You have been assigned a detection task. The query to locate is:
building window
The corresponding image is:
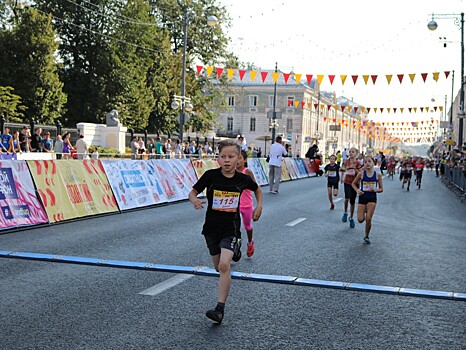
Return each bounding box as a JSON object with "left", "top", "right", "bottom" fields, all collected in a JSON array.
[
  {"left": 249, "top": 95, "right": 258, "bottom": 107},
  {"left": 287, "top": 96, "right": 295, "bottom": 107},
  {"left": 287, "top": 117, "right": 293, "bottom": 131},
  {"left": 250, "top": 117, "right": 256, "bottom": 131},
  {"left": 268, "top": 95, "right": 275, "bottom": 107},
  {"left": 227, "top": 116, "right": 233, "bottom": 131},
  {"left": 227, "top": 96, "right": 235, "bottom": 107}
]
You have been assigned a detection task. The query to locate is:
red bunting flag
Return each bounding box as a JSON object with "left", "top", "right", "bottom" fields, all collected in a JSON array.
[
  {"left": 328, "top": 75, "right": 336, "bottom": 85},
  {"left": 444, "top": 71, "right": 450, "bottom": 79},
  {"left": 366, "top": 107, "right": 371, "bottom": 113},
  {"left": 434, "top": 106, "right": 438, "bottom": 112},
  {"left": 261, "top": 71, "right": 268, "bottom": 82},
  {"left": 354, "top": 107, "right": 358, "bottom": 113},
  {"left": 371, "top": 75, "right": 378, "bottom": 84},
  {"left": 323, "top": 117, "right": 327, "bottom": 122},
  {"left": 238, "top": 69, "right": 246, "bottom": 81},
  {"left": 408, "top": 107, "right": 412, "bottom": 113},
  {"left": 314, "top": 103, "right": 319, "bottom": 110},
  {"left": 306, "top": 74, "right": 313, "bottom": 85},
  {"left": 327, "top": 105, "right": 332, "bottom": 111},
  {"left": 341, "top": 105, "right": 346, "bottom": 112},
  {"left": 301, "top": 101, "right": 306, "bottom": 108},
  {"left": 283, "top": 73, "right": 291, "bottom": 83},
  {"left": 394, "top": 108, "right": 397, "bottom": 113},
  {"left": 380, "top": 108, "right": 384, "bottom": 113},
  {"left": 196, "top": 65, "right": 203, "bottom": 75},
  {"left": 397, "top": 74, "right": 404, "bottom": 83},
  {"left": 420, "top": 107, "right": 424, "bottom": 112},
  {"left": 421, "top": 73, "right": 428, "bottom": 82},
  {"left": 288, "top": 99, "right": 293, "bottom": 107},
  {"left": 216, "top": 67, "right": 224, "bottom": 78},
  {"left": 352, "top": 75, "right": 359, "bottom": 85}
]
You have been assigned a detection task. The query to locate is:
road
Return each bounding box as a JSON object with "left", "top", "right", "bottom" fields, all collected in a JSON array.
[{"left": 0, "top": 170, "right": 465, "bottom": 350}]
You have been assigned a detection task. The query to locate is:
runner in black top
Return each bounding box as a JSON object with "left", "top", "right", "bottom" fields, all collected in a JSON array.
[
  {"left": 189, "top": 139, "right": 263, "bottom": 325},
  {"left": 324, "top": 154, "right": 340, "bottom": 209}
]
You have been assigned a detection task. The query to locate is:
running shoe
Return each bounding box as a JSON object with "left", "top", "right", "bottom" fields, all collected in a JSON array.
[
  {"left": 271, "top": 190, "right": 278, "bottom": 194},
  {"left": 206, "top": 307, "right": 224, "bottom": 324},
  {"left": 246, "top": 240, "right": 255, "bottom": 257},
  {"left": 342, "top": 212, "right": 348, "bottom": 222},
  {"left": 349, "top": 218, "right": 355, "bottom": 228},
  {"left": 363, "top": 237, "right": 370, "bottom": 244}
]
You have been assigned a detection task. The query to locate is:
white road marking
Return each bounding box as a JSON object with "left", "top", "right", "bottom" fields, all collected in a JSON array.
[
  {"left": 139, "top": 274, "right": 194, "bottom": 296},
  {"left": 285, "top": 218, "right": 307, "bottom": 226},
  {"left": 334, "top": 198, "right": 342, "bottom": 203}
]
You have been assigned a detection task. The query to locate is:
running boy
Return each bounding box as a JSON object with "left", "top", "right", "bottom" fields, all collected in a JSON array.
[
  {"left": 340, "top": 147, "right": 362, "bottom": 228},
  {"left": 189, "top": 139, "right": 263, "bottom": 324},
  {"left": 324, "top": 154, "right": 340, "bottom": 209},
  {"left": 352, "top": 156, "right": 384, "bottom": 244}
]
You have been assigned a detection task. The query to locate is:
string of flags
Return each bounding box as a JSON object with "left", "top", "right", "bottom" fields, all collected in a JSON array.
[{"left": 196, "top": 66, "right": 452, "bottom": 85}]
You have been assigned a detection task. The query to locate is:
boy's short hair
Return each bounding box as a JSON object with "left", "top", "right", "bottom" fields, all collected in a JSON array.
[{"left": 218, "top": 139, "right": 240, "bottom": 155}]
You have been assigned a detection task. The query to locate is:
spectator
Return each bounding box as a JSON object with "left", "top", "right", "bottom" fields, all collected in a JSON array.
[
  {"left": 138, "top": 137, "right": 146, "bottom": 156},
  {"left": 336, "top": 150, "right": 342, "bottom": 166},
  {"left": 147, "top": 138, "right": 156, "bottom": 158},
  {"left": 130, "top": 136, "right": 140, "bottom": 160},
  {"left": 164, "top": 138, "right": 172, "bottom": 158},
  {"left": 257, "top": 147, "right": 262, "bottom": 158},
  {"left": 0, "top": 127, "right": 14, "bottom": 153},
  {"left": 11, "top": 131, "right": 21, "bottom": 153},
  {"left": 268, "top": 135, "right": 288, "bottom": 194},
  {"left": 189, "top": 140, "right": 197, "bottom": 154},
  {"left": 62, "top": 132, "right": 73, "bottom": 159},
  {"left": 29, "top": 128, "right": 43, "bottom": 152},
  {"left": 342, "top": 148, "right": 349, "bottom": 162},
  {"left": 183, "top": 141, "right": 190, "bottom": 157},
  {"left": 55, "top": 135, "right": 63, "bottom": 159},
  {"left": 75, "top": 134, "right": 88, "bottom": 160},
  {"left": 155, "top": 137, "right": 163, "bottom": 158},
  {"left": 41, "top": 132, "right": 54, "bottom": 153},
  {"left": 174, "top": 139, "right": 182, "bottom": 158},
  {"left": 238, "top": 135, "right": 248, "bottom": 151},
  {"left": 19, "top": 126, "right": 30, "bottom": 153},
  {"left": 90, "top": 146, "right": 99, "bottom": 159}
]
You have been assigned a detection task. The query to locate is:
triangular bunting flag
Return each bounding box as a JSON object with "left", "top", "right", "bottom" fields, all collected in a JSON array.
[
  {"left": 380, "top": 108, "right": 384, "bottom": 113},
  {"left": 317, "top": 75, "right": 324, "bottom": 85},
  {"left": 374, "top": 107, "right": 378, "bottom": 113},
  {"left": 387, "top": 108, "right": 391, "bottom": 113},
  {"left": 261, "top": 71, "right": 268, "bottom": 82},
  {"left": 294, "top": 101, "right": 300, "bottom": 108},
  {"left": 306, "top": 74, "right": 313, "bottom": 85},
  {"left": 341, "top": 105, "right": 346, "bottom": 112},
  {"left": 400, "top": 108, "right": 404, "bottom": 113},
  {"left": 394, "top": 108, "right": 397, "bottom": 113},
  {"left": 408, "top": 107, "right": 412, "bottom": 113},
  {"left": 434, "top": 106, "right": 438, "bottom": 112},
  {"left": 249, "top": 70, "right": 257, "bottom": 81},
  {"left": 272, "top": 72, "right": 279, "bottom": 83},
  {"left": 301, "top": 101, "right": 306, "bottom": 108},
  {"left": 314, "top": 103, "right": 319, "bottom": 110},
  {"left": 283, "top": 73, "right": 291, "bottom": 83},
  {"left": 294, "top": 73, "right": 302, "bottom": 84},
  {"left": 327, "top": 105, "right": 332, "bottom": 111},
  {"left": 409, "top": 73, "right": 416, "bottom": 83},
  {"left": 196, "top": 65, "right": 204, "bottom": 75},
  {"left": 328, "top": 75, "right": 335, "bottom": 85},
  {"left": 439, "top": 106, "right": 443, "bottom": 111},
  {"left": 371, "top": 75, "right": 378, "bottom": 84},
  {"left": 288, "top": 99, "right": 293, "bottom": 107},
  {"left": 432, "top": 72, "right": 439, "bottom": 82},
  {"left": 307, "top": 102, "right": 312, "bottom": 109},
  {"left": 366, "top": 107, "right": 371, "bottom": 113},
  {"left": 340, "top": 75, "right": 347, "bottom": 85},
  {"left": 354, "top": 107, "right": 359, "bottom": 113},
  {"left": 206, "top": 66, "right": 214, "bottom": 77},
  {"left": 238, "top": 69, "right": 246, "bottom": 81},
  {"left": 421, "top": 73, "right": 428, "bottom": 82},
  {"left": 216, "top": 67, "right": 224, "bottom": 78},
  {"left": 385, "top": 74, "right": 393, "bottom": 84},
  {"left": 413, "top": 107, "right": 418, "bottom": 113},
  {"left": 444, "top": 71, "right": 450, "bottom": 79},
  {"left": 397, "top": 74, "right": 404, "bottom": 84},
  {"left": 352, "top": 75, "right": 359, "bottom": 85},
  {"left": 227, "top": 68, "right": 235, "bottom": 80},
  {"left": 420, "top": 107, "right": 424, "bottom": 112}
]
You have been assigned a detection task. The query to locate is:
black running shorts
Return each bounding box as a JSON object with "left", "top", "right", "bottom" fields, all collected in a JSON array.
[
  {"left": 204, "top": 235, "right": 241, "bottom": 256},
  {"left": 344, "top": 183, "right": 357, "bottom": 205}
]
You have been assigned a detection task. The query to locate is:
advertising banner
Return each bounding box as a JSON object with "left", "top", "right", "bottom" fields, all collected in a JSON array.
[
  {"left": 149, "top": 160, "right": 186, "bottom": 202},
  {"left": 303, "top": 158, "right": 317, "bottom": 177},
  {"left": 191, "top": 159, "right": 219, "bottom": 180},
  {"left": 101, "top": 160, "right": 159, "bottom": 210},
  {"left": 258, "top": 158, "right": 269, "bottom": 181},
  {"left": 247, "top": 158, "right": 268, "bottom": 186},
  {"left": 0, "top": 160, "right": 48, "bottom": 230},
  {"left": 280, "top": 159, "right": 291, "bottom": 181},
  {"left": 284, "top": 158, "right": 299, "bottom": 180},
  {"left": 133, "top": 160, "right": 168, "bottom": 205},
  {"left": 27, "top": 160, "right": 118, "bottom": 223},
  {"left": 294, "top": 158, "right": 309, "bottom": 178}
]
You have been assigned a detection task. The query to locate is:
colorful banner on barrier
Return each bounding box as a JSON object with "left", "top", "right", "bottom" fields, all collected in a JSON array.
[
  {"left": 247, "top": 158, "right": 268, "bottom": 186},
  {"left": 28, "top": 160, "right": 119, "bottom": 223},
  {"left": 280, "top": 159, "right": 291, "bottom": 181},
  {"left": 0, "top": 160, "right": 48, "bottom": 230},
  {"left": 258, "top": 158, "right": 269, "bottom": 181},
  {"left": 303, "top": 158, "right": 317, "bottom": 177},
  {"left": 101, "top": 160, "right": 161, "bottom": 210},
  {"left": 284, "top": 158, "right": 299, "bottom": 180},
  {"left": 149, "top": 160, "right": 189, "bottom": 202},
  {"left": 191, "top": 158, "right": 219, "bottom": 180},
  {"left": 294, "top": 158, "right": 309, "bottom": 178}
]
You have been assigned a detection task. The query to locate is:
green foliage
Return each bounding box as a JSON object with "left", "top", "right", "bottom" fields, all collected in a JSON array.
[{"left": 0, "top": 86, "right": 27, "bottom": 122}]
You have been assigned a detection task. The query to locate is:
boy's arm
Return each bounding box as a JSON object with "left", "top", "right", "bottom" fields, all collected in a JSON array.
[
  {"left": 188, "top": 189, "right": 205, "bottom": 209},
  {"left": 252, "top": 187, "right": 263, "bottom": 221}
]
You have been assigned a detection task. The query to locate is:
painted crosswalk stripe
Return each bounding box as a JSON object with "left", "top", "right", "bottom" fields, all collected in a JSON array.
[
  {"left": 139, "top": 274, "right": 194, "bottom": 296},
  {"left": 285, "top": 218, "right": 307, "bottom": 226}
]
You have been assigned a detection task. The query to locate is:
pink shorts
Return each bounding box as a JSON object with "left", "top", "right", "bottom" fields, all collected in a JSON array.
[{"left": 240, "top": 206, "right": 253, "bottom": 231}]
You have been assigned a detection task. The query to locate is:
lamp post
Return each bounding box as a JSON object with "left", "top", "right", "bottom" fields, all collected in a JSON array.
[
  {"left": 428, "top": 12, "right": 465, "bottom": 148},
  {"left": 172, "top": 8, "right": 217, "bottom": 143},
  {"left": 271, "top": 62, "right": 278, "bottom": 144}
]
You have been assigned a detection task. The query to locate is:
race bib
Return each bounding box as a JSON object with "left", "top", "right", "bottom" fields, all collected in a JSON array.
[
  {"left": 346, "top": 169, "right": 356, "bottom": 176},
  {"left": 328, "top": 170, "right": 337, "bottom": 177},
  {"left": 362, "top": 181, "right": 376, "bottom": 192},
  {"left": 407, "top": 166, "right": 413, "bottom": 171},
  {"left": 212, "top": 190, "right": 240, "bottom": 212}
]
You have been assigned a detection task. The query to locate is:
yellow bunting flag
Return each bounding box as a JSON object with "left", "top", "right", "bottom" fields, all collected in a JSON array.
[
  {"left": 227, "top": 69, "right": 235, "bottom": 80},
  {"left": 317, "top": 74, "right": 324, "bottom": 85},
  {"left": 409, "top": 73, "right": 416, "bottom": 83},
  {"left": 413, "top": 107, "right": 417, "bottom": 113},
  {"left": 387, "top": 108, "right": 391, "bottom": 114},
  {"left": 385, "top": 74, "right": 393, "bottom": 85},
  {"left": 433, "top": 72, "right": 440, "bottom": 82},
  {"left": 374, "top": 107, "right": 378, "bottom": 113},
  {"left": 400, "top": 108, "right": 404, "bottom": 113},
  {"left": 206, "top": 66, "right": 214, "bottom": 77},
  {"left": 272, "top": 72, "right": 279, "bottom": 83},
  {"left": 294, "top": 101, "right": 300, "bottom": 108},
  {"left": 249, "top": 70, "right": 257, "bottom": 82},
  {"left": 294, "top": 73, "right": 302, "bottom": 84},
  {"left": 362, "top": 75, "right": 369, "bottom": 84},
  {"left": 340, "top": 75, "right": 347, "bottom": 85}
]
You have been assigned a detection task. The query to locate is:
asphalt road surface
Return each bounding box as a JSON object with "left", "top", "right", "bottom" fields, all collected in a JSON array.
[{"left": 1, "top": 170, "right": 465, "bottom": 350}]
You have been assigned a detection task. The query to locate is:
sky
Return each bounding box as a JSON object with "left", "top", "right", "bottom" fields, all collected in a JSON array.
[{"left": 217, "top": 0, "right": 465, "bottom": 124}]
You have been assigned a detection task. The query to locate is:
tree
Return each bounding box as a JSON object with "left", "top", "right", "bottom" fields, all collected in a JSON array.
[
  {"left": 0, "top": 7, "right": 67, "bottom": 124},
  {"left": 0, "top": 86, "right": 27, "bottom": 122}
]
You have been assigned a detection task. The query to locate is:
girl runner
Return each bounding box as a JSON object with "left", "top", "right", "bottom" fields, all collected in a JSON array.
[
  {"left": 402, "top": 157, "right": 414, "bottom": 191},
  {"left": 340, "top": 147, "right": 362, "bottom": 228},
  {"left": 324, "top": 154, "right": 340, "bottom": 209},
  {"left": 237, "top": 150, "right": 257, "bottom": 257},
  {"left": 352, "top": 156, "right": 384, "bottom": 244},
  {"left": 387, "top": 156, "right": 397, "bottom": 180},
  {"left": 415, "top": 157, "right": 425, "bottom": 189}
]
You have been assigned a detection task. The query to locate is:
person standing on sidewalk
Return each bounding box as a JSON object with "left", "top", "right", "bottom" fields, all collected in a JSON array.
[
  {"left": 268, "top": 135, "right": 287, "bottom": 194},
  {"left": 188, "top": 139, "right": 263, "bottom": 324},
  {"left": 340, "top": 147, "right": 362, "bottom": 228},
  {"left": 352, "top": 155, "right": 383, "bottom": 244}
]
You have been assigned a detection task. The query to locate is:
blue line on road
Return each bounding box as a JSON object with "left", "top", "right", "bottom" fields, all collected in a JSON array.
[{"left": 1, "top": 250, "right": 464, "bottom": 302}]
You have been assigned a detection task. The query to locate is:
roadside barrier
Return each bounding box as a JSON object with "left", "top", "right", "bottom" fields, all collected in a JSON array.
[{"left": 442, "top": 166, "right": 466, "bottom": 202}]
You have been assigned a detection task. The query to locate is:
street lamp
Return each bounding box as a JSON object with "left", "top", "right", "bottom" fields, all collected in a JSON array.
[
  {"left": 271, "top": 62, "right": 278, "bottom": 144},
  {"left": 427, "top": 12, "right": 465, "bottom": 148},
  {"left": 173, "top": 8, "right": 218, "bottom": 143}
]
